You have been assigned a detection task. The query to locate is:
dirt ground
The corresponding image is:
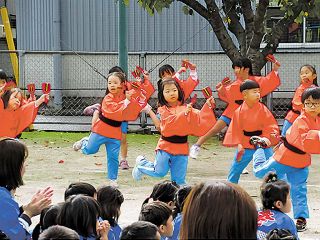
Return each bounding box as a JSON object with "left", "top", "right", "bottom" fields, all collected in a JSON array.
[{"left": 16, "top": 132, "right": 320, "bottom": 239}]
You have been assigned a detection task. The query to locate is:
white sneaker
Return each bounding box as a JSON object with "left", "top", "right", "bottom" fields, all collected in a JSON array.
[
  {"left": 132, "top": 155, "right": 145, "bottom": 181},
  {"left": 189, "top": 144, "right": 200, "bottom": 159},
  {"left": 242, "top": 168, "right": 249, "bottom": 175},
  {"left": 73, "top": 137, "right": 89, "bottom": 151},
  {"left": 108, "top": 179, "right": 119, "bottom": 188}
]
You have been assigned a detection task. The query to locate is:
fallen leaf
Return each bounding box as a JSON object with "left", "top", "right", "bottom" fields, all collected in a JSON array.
[
  {"left": 58, "top": 160, "right": 64, "bottom": 163},
  {"left": 95, "top": 162, "right": 103, "bottom": 166}
]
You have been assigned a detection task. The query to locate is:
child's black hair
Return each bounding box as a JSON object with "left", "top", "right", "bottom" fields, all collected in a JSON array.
[
  {"left": 57, "top": 195, "right": 101, "bottom": 238},
  {"left": 0, "top": 69, "right": 8, "bottom": 81},
  {"left": 301, "top": 87, "right": 320, "bottom": 103},
  {"left": 64, "top": 182, "right": 96, "bottom": 200},
  {"left": 142, "top": 180, "right": 179, "bottom": 206},
  {"left": 120, "top": 221, "right": 159, "bottom": 240},
  {"left": 159, "top": 64, "right": 175, "bottom": 79},
  {"left": 32, "top": 207, "right": 50, "bottom": 240},
  {"left": 43, "top": 203, "right": 63, "bottom": 229},
  {"left": 158, "top": 79, "right": 185, "bottom": 107},
  {"left": 300, "top": 64, "right": 318, "bottom": 86},
  {"left": 240, "top": 80, "right": 260, "bottom": 92},
  {"left": 261, "top": 172, "right": 290, "bottom": 212},
  {"left": 173, "top": 185, "right": 192, "bottom": 218},
  {"left": 139, "top": 201, "right": 172, "bottom": 228},
  {"left": 97, "top": 185, "right": 124, "bottom": 227},
  {"left": 1, "top": 88, "right": 22, "bottom": 109},
  {"left": 0, "top": 138, "right": 28, "bottom": 191},
  {"left": 232, "top": 57, "right": 253, "bottom": 75},
  {"left": 39, "top": 225, "right": 80, "bottom": 240},
  {"left": 109, "top": 66, "right": 125, "bottom": 74}
]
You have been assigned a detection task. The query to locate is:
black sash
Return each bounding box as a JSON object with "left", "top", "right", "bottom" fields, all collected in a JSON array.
[
  {"left": 292, "top": 109, "right": 301, "bottom": 115},
  {"left": 99, "top": 113, "right": 122, "bottom": 127},
  {"left": 243, "top": 130, "right": 262, "bottom": 137},
  {"left": 235, "top": 100, "right": 244, "bottom": 105},
  {"left": 282, "top": 137, "right": 306, "bottom": 155},
  {"left": 161, "top": 135, "right": 188, "bottom": 144}
]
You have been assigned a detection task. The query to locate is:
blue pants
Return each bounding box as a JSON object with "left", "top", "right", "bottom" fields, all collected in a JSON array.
[
  {"left": 137, "top": 150, "right": 188, "bottom": 185},
  {"left": 121, "top": 121, "right": 128, "bottom": 134},
  {"left": 253, "top": 148, "right": 309, "bottom": 219},
  {"left": 81, "top": 132, "right": 120, "bottom": 180},
  {"left": 281, "top": 120, "right": 292, "bottom": 137},
  {"left": 228, "top": 147, "right": 273, "bottom": 184}
]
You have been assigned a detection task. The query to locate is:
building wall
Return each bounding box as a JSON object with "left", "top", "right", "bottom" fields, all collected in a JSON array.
[{"left": 15, "top": 0, "right": 222, "bottom": 52}]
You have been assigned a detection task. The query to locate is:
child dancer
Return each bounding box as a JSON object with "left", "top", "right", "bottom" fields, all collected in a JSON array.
[
  {"left": 281, "top": 65, "right": 317, "bottom": 136},
  {"left": 132, "top": 79, "right": 216, "bottom": 185},
  {"left": 0, "top": 88, "right": 49, "bottom": 138},
  {"left": 223, "top": 80, "right": 279, "bottom": 184},
  {"left": 252, "top": 87, "right": 320, "bottom": 231},
  {"left": 73, "top": 72, "right": 147, "bottom": 185},
  {"left": 158, "top": 60, "right": 198, "bottom": 100},
  {"left": 257, "top": 172, "right": 298, "bottom": 240},
  {"left": 190, "top": 56, "right": 281, "bottom": 158}
]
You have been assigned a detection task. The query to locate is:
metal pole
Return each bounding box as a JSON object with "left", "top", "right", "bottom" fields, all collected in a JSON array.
[
  {"left": 118, "top": 0, "right": 128, "bottom": 76},
  {"left": 53, "top": 0, "right": 62, "bottom": 107}
]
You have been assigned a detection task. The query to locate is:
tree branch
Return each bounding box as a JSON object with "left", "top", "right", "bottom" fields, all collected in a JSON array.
[
  {"left": 222, "top": 0, "right": 246, "bottom": 56},
  {"left": 239, "top": 0, "right": 254, "bottom": 54},
  {"left": 203, "top": 0, "right": 241, "bottom": 61},
  {"left": 262, "top": 3, "right": 303, "bottom": 57},
  {"left": 177, "top": 0, "right": 210, "bottom": 19}
]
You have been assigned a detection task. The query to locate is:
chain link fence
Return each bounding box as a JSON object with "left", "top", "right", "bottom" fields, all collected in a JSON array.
[{"left": 1, "top": 49, "right": 319, "bottom": 131}]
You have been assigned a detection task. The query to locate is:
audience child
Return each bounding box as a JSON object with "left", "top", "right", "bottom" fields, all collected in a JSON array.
[
  {"left": 166, "top": 185, "right": 192, "bottom": 240},
  {"left": 252, "top": 87, "right": 320, "bottom": 231},
  {"left": 180, "top": 181, "right": 257, "bottom": 239},
  {"left": 256, "top": 172, "right": 298, "bottom": 240},
  {"left": 120, "top": 221, "right": 160, "bottom": 240},
  {"left": 97, "top": 185, "right": 124, "bottom": 240},
  {"left": 57, "top": 195, "right": 110, "bottom": 240},
  {"left": 64, "top": 182, "right": 97, "bottom": 200},
  {"left": 139, "top": 201, "right": 174, "bottom": 239},
  {"left": 38, "top": 225, "right": 80, "bottom": 240},
  {"left": 142, "top": 180, "right": 179, "bottom": 209},
  {"left": 0, "top": 138, "right": 53, "bottom": 240}
]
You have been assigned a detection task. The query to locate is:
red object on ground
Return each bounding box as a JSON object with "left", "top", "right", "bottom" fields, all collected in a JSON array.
[{"left": 58, "top": 160, "right": 64, "bottom": 163}]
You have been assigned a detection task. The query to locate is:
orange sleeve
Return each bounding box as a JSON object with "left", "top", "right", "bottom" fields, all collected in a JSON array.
[
  {"left": 261, "top": 105, "right": 280, "bottom": 145},
  {"left": 15, "top": 102, "right": 39, "bottom": 135},
  {"left": 304, "top": 130, "right": 320, "bottom": 153},
  {"left": 141, "top": 78, "right": 155, "bottom": 100},
  {"left": 223, "top": 108, "right": 243, "bottom": 147},
  {"left": 253, "top": 70, "right": 281, "bottom": 97},
  {"left": 217, "top": 86, "right": 230, "bottom": 103},
  {"left": 175, "top": 75, "right": 199, "bottom": 100}
]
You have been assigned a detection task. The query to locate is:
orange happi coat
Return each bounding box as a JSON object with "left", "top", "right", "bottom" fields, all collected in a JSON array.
[
  {"left": 219, "top": 71, "right": 280, "bottom": 119},
  {"left": 0, "top": 100, "right": 38, "bottom": 138},
  {"left": 274, "top": 111, "right": 320, "bottom": 168},
  {"left": 92, "top": 92, "right": 145, "bottom": 140},
  {"left": 223, "top": 101, "right": 279, "bottom": 149},
  {"left": 126, "top": 77, "right": 155, "bottom": 100},
  {"left": 156, "top": 103, "right": 216, "bottom": 155},
  {"left": 173, "top": 74, "right": 199, "bottom": 100},
  {"left": 285, "top": 83, "right": 316, "bottom": 123}
]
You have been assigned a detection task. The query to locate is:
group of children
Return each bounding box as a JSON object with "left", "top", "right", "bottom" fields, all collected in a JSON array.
[{"left": 0, "top": 55, "right": 319, "bottom": 237}]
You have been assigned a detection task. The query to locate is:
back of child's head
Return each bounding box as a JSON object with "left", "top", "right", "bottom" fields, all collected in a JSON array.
[
  {"left": 142, "top": 180, "right": 179, "bottom": 206},
  {"left": 240, "top": 80, "right": 260, "bottom": 92},
  {"left": 0, "top": 138, "right": 27, "bottom": 191},
  {"left": 120, "top": 221, "right": 160, "bottom": 240},
  {"left": 109, "top": 66, "right": 125, "bottom": 74},
  {"left": 266, "top": 228, "right": 297, "bottom": 240},
  {"left": 42, "top": 203, "right": 63, "bottom": 229},
  {"left": 31, "top": 207, "right": 50, "bottom": 240},
  {"left": 1, "top": 88, "right": 22, "bottom": 109},
  {"left": 261, "top": 172, "right": 290, "bottom": 211},
  {"left": 300, "top": 64, "right": 318, "bottom": 86},
  {"left": 38, "top": 225, "right": 80, "bottom": 240},
  {"left": 0, "top": 69, "right": 8, "bottom": 83},
  {"left": 232, "top": 57, "right": 253, "bottom": 75},
  {"left": 139, "top": 201, "right": 172, "bottom": 228},
  {"left": 64, "top": 182, "right": 96, "bottom": 200},
  {"left": 97, "top": 185, "right": 124, "bottom": 226},
  {"left": 57, "top": 195, "right": 101, "bottom": 237},
  {"left": 158, "top": 79, "right": 185, "bottom": 107},
  {"left": 301, "top": 87, "right": 320, "bottom": 103},
  {"left": 159, "top": 64, "right": 175, "bottom": 79},
  {"left": 174, "top": 185, "right": 192, "bottom": 214}
]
